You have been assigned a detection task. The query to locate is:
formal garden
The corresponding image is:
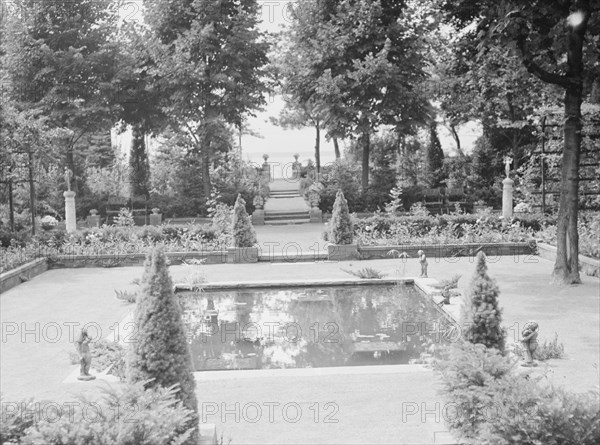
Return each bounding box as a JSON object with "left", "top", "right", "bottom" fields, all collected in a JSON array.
[{"left": 1, "top": 1, "right": 600, "bottom": 444}]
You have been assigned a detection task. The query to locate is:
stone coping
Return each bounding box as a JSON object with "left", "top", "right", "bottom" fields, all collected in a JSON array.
[
  {"left": 174, "top": 277, "right": 415, "bottom": 292},
  {"left": 537, "top": 242, "right": 599, "bottom": 269},
  {"left": 0, "top": 257, "right": 48, "bottom": 294}
]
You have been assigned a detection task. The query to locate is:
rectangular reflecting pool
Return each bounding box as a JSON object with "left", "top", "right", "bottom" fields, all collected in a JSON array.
[{"left": 176, "top": 283, "right": 453, "bottom": 371}]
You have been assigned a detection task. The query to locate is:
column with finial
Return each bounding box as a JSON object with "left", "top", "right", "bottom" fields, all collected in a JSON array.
[
  {"left": 502, "top": 156, "right": 514, "bottom": 220},
  {"left": 63, "top": 167, "right": 77, "bottom": 233}
]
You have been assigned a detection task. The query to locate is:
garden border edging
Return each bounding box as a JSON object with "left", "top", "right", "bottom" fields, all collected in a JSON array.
[
  {"left": 0, "top": 257, "right": 48, "bottom": 294},
  {"left": 536, "top": 242, "right": 599, "bottom": 277}
]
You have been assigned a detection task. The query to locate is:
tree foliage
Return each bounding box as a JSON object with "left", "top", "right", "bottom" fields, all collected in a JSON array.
[
  {"left": 463, "top": 252, "right": 505, "bottom": 352},
  {"left": 142, "top": 0, "right": 271, "bottom": 198},
  {"left": 329, "top": 189, "right": 354, "bottom": 244},
  {"left": 127, "top": 246, "right": 198, "bottom": 441},
  {"left": 231, "top": 193, "right": 257, "bottom": 247}
]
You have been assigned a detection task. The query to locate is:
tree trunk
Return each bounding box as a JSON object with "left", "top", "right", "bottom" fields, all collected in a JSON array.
[
  {"left": 315, "top": 121, "right": 321, "bottom": 174},
  {"left": 201, "top": 133, "right": 211, "bottom": 199},
  {"left": 28, "top": 150, "right": 36, "bottom": 235},
  {"left": 361, "top": 132, "right": 370, "bottom": 192},
  {"left": 333, "top": 137, "right": 341, "bottom": 159},
  {"left": 553, "top": 85, "right": 582, "bottom": 284},
  {"left": 449, "top": 124, "right": 464, "bottom": 159},
  {"left": 129, "top": 124, "right": 150, "bottom": 198},
  {"left": 552, "top": 9, "right": 587, "bottom": 284}
]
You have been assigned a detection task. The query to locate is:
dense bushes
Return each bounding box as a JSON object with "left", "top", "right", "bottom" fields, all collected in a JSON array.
[
  {"left": 437, "top": 341, "right": 600, "bottom": 444},
  {"left": 0, "top": 223, "right": 227, "bottom": 274},
  {"left": 2, "top": 383, "right": 196, "bottom": 445},
  {"left": 353, "top": 211, "right": 542, "bottom": 245}
]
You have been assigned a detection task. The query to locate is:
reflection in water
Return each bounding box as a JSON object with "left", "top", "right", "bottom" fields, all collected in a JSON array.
[{"left": 177, "top": 284, "right": 453, "bottom": 371}]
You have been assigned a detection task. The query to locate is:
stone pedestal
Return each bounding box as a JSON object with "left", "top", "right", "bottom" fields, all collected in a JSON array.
[
  {"left": 86, "top": 213, "right": 100, "bottom": 228},
  {"left": 252, "top": 209, "right": 265, "bottom": 225},
  {"left": 199, "top": 423, "right": 217, "bottom": 445},
  {"left": 63, "top": 191, "right": 77, "bottom": 233},
  {"left": 502, "top": 177, "right": 514, "bottom": 220},
  {"left": 149, "top": 213, "right": 162, "bottom": 226},
  {"left": 309, "top": 207, "right": 322, "bottom": 223},
  {"left": 262, "top": 162, "right": 270, "bottom": 181}
]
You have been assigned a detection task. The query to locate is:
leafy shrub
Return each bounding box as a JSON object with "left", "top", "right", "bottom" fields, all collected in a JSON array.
[
  {"left": 511, "top": 332, "right": 565, "bottom": 361},
  {"left": 437, "top": 341, "right": 600, "bottom": 444},
  {"left": 69, "top": 339, "right": 127, "bottom": 380},
  {"left": 0, "top": 397, "right": 41, "bottom": 444},
  {"left": 114, "top": 289, "right": 138, "bottom": 304},
  {"left": 115, "top": 208, "right": 134, "bottom": 227},
  {"left": 463, "top": 252, "right": 505, "bottom": 351},
  {"left": 140, "top": 225, "right": 165, "bottom": 243},
  {"left": 231, "top": 194, "right": 256, "bottom": 248},
  {"left": 342, "top": 267, "right": 387, "bottom": 279},
  {"left": 20, "top": 382, "right": 196, "bottom": 445}
]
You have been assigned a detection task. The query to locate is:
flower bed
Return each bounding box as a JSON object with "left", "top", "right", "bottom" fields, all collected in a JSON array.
[
  {"left": 351, "top": 211, "right": 543, "bottom": 246},
  {"left": 0, "top": 223, "right": 229, "bottom": 274},
  {"left": 536, "top": 212, "right": 600, "bottom": 259}
]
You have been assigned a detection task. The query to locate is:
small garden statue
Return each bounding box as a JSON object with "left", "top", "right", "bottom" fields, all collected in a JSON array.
[
  {"left": 521, "top": 321, "right": 539, "bottom": 367},
  {"left": 64, "top": 167, "right": 73, "bottom": 191},
  {"left": 418, "top": 250, "right": 428, "bottom": 277},
  {"left": 504, "top": 156, "right": 512, "bottom": 179},
  {"left": 75, "top": 328, "right": 96, "bottom": 380}
]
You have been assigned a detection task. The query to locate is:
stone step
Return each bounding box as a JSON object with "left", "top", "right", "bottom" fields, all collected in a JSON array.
[
  {"left": 264, "top": 219, "right": 311, "bottom": 225},
  {"left": 265, "top": 212, "right": 310, "bottom": 220},
  {"left": 270, "top": 194, "right": 300, "bottom": 199}
]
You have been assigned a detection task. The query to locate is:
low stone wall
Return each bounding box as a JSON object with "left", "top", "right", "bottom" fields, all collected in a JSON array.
[
  {"left": 48, "top": 251, "right": 229, "bottom": 269},
  {"left": 537, "top": 242, "right": 599, "bottom": 277},
  {"left": 0, "top": 258, "right": 48, "bottom": 294},
  {"left": 357, "top": 242, "right": 535, "bottom": 261}
]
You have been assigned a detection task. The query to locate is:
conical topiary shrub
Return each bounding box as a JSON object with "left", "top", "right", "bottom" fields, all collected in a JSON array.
[
  {"left": 329, "top": 190, "right": 354, "bottom": 245},
  {"left": 127, "top": 247, "right": 198, "bottom": 433},
  {"left": 232, "top": 194, "right": 257, "bottom": 247},
  {"left": 463, "top": 251, "right": 505, "bottom": 351}
]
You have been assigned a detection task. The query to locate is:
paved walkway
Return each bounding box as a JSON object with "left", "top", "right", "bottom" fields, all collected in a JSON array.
[{"left": 1, "top": 252, "right": 598, "bottom": 443}]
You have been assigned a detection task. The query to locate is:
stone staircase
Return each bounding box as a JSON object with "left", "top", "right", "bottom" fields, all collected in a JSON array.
[{"left": 264, "top": 179, "right": 310, "bottom": 225}]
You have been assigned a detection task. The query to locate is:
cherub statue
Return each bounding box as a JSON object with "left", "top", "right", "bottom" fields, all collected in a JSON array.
[
  {"left": 75, "top": 328, "right": 96, "bottom": 380},
  {"left": 521, "top": 321, "right": 539, "bottom": 367},
  {"left": 418, "top": 250, "right": 428, "bottom": 278},
  {"left": 504, "top": 156, "right": 512, "bottom": 179},
  {"left": 64, "top": 167, "right": 73, "bottom": 191}
]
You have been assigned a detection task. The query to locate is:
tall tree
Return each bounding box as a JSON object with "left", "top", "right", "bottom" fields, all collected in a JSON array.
[
  {"left": 143, "top": 0, "right": 271, "bottom": 198},
  {"left": 424, "top": 121, "right": 446, "bottom": 188},
  {"left": 283, "top": 0, "right": 432, "bottom": 191},
  {"left": 443, "top": 0, "right": 600, "bottom": 283},
  {"left": 2, "top": 0, "right": 121, "bottom": 192},
  {"left": 128, "top": 247, "right": 198, "bottom": 443}
]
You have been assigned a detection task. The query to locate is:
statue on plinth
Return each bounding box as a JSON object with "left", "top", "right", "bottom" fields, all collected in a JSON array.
[
  {"left": 504, "top": 156, "right": 512, "bottom": 179},
  {"left": 418, "top": 250, "right": 428, "bottom": 278},
  {"left": 75, "top": 328, "right": 96, "bottom": 380},
  {"left": 521, "top": 321, "right": 539, "bottom": 367},
  {"left": 64, "top": 167, "right": 73, "bottom": 192}
]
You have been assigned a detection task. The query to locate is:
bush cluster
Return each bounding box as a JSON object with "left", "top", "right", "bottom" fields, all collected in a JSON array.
[{"left": 436, "top": 341, "right": 600, "bottom": 444}]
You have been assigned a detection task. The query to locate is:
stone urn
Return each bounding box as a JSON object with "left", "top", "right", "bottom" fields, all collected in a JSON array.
[
  {"left": 151, "top": 207, "right": 161, "bottom": 215},
  {"left": 263, "top": 154, "right": 269, "bottom": 162},
  {"left": 89, "top": 209, "right": 98, "bottom": 216},
  {"left": 253, "top": 196, "right": 264, "bottom": 210}
]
